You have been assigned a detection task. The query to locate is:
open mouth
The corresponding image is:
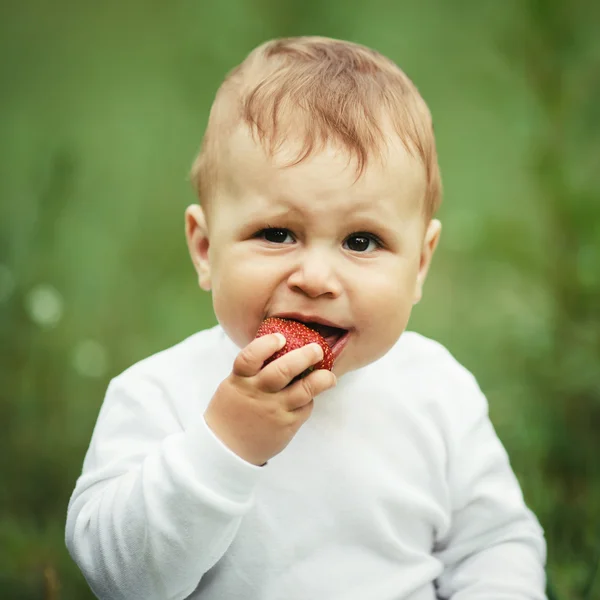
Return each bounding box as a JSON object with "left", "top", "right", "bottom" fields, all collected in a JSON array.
[
  {"left": 304, "top": 322, "right": 347, "bottom": 350},
  {"left": 269, "top": 314, "right": 351, "bottom": 360},
  {"left": 289, "top": 322, "right": 349, "bottom": 361}
]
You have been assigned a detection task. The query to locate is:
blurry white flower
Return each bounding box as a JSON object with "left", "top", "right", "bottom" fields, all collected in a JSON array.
[
  {"left": 0, "top": 264, "right": 15, "bottom": 303},
  {"left": 25, "top": 284, "right": 64, "bottom": 327},
  {"left": 72, "top": 339, "right": 109, "bottom": 378}
]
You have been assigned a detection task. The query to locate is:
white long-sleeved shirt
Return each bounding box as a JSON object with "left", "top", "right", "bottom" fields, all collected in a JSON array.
[{"left": 66, "top": 325, "right": 547, "bottom": 600}]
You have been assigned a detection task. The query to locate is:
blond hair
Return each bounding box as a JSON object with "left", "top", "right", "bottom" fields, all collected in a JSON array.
[{"left": 191, "top": 36, "right": 442, "bottom": 220}]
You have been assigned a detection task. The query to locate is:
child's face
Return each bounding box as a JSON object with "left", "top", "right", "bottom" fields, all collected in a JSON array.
[{"left": 186, "top": 126, "right": 440, "bottom": 377}]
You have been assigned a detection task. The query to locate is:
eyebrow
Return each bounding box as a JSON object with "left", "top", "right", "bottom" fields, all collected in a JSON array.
[{"left": 255, "top": 202, "right": 400, "bottom": 239}]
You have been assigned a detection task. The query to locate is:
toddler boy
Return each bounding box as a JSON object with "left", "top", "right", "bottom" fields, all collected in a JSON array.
[{"left": 66, "top": 36, "right": 547, "bottom": 599}]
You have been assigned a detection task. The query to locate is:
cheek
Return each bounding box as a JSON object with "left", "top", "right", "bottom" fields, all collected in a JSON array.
[
  {"left": 212, "top": 248, "right": 265, "bottom": 291},
  {"left": 210, "top": 253, "right": 275, "bottom": 346},
  {"left": 356, "top": 264, "right": 417, "bottom": 311},
  {"left": 352, "top": 265, "right": 417, "bottom": 342}
]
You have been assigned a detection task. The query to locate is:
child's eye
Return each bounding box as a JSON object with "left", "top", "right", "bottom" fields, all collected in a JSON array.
[
  {"left": 256, "top": 228, "right": 295, "bottom": 244},
  {"left": 343, "top": 233, "right": 382, "bottom": 253}
]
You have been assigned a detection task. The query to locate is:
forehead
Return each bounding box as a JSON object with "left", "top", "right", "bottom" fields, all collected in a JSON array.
[{"left": 219, "top": 124, "right": 426, "bottom": 218}]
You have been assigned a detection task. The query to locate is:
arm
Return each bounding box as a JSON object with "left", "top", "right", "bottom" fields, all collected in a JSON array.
[
  {"left": 66, "top": 333, "right": 336, "bottom": 600},
  {"left": 66, "top": 374, "right": 262, "bottom": 600},
  {"left": 433, "top": 375, "right": 547, "bottom": 599}
]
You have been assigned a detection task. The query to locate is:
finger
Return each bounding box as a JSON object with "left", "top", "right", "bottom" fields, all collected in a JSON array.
[
  {"left": 285, "top": 369, "right": 337, "bottom": 411},
  {"left": 233, "top": 333, "right": 286, "bottom": 378},
  {"left": 288, "top": 397, "right": 314, "bottom": 425},
  {"left": 258, "top": 343, "right": 324, "bottom": 393}
]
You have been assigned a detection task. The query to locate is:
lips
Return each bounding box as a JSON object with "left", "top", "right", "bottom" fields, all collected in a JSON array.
[{"left": 327, "top": 329, "right": 350, "bottom": 360}]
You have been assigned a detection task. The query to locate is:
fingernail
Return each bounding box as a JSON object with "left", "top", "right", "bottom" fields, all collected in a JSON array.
[{"left": 275, "top": 333, "right": 286, "bottom": 346}]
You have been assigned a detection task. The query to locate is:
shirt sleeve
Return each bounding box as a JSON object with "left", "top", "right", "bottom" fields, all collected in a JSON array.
[
  {"left": 65, "top": 372, "right": 262, "bottom": 600},
  {"left": 433, "top": 372, "right": 547, "bottom": 599}
]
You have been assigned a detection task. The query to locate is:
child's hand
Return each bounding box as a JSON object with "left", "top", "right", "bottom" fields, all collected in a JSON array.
[{"left": 204, "top": 333, "right": 337, "bottom": 466}]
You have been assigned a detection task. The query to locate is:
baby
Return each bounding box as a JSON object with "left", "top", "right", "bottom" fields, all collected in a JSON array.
[{"left": 66, "top": 36, "right": 547, "bottom": 599}]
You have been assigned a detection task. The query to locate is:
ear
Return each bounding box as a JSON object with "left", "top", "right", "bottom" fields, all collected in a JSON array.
[
  {"left": 185, "top": 204, "right": 212, "bottom": 291},
  {"left": 413, "top": 219, "right": 441, "bottom": 305}
]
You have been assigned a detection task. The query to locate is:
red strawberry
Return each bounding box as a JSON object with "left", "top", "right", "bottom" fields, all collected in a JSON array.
[{"left": 255, "top": 317, "right": 334, "bottom": 378}]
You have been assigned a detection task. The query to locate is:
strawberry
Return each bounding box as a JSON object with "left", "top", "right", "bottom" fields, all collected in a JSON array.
[{"left": 255, "top": 317, "right": 335, "bottom": 378}]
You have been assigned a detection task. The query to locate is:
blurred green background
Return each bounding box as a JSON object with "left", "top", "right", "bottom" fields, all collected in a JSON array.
[{"left": 1, "top": 1, "right": 599, "bottom": 598}]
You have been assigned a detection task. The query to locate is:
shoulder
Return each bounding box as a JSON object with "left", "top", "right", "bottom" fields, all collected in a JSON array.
[
  {"left": 107, "top": 324, "right": 237, "bottom": 409},
  {"left": 120, "top": 324, "right": 233, "bottom": 377},
  {"left": 370, "top": 331, "right": 488, "bottom": 417},
  {"left": 380, "top": 330, "right": 476, "bottom": 384}
]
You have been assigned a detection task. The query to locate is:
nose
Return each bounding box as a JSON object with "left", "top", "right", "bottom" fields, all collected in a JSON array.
[{"left": 287, "top": 248, "right": 342, "bottom": 299}]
